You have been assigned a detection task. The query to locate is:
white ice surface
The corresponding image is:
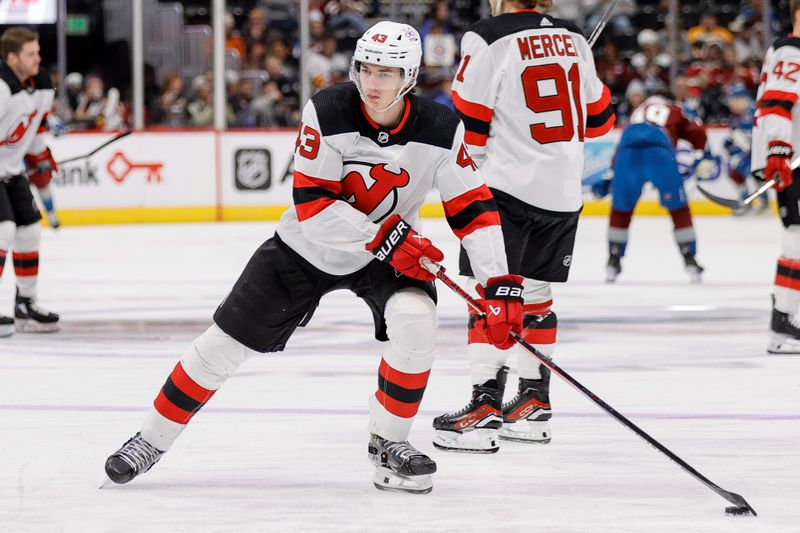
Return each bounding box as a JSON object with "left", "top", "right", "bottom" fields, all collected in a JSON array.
[{"left": 0, "top": 215, "right": 797, "bottom": 532}]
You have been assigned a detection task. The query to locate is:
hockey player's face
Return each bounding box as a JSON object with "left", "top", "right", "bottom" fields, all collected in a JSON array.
[
  {"left": 9, "top": 40, "right": 41, "bottom": 79},
  {"left": 359, "top": 63, "right": 404, "bottom": 109}
]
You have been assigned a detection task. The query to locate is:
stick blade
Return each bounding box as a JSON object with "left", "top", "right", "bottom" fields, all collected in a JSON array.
[
  {"left": 722, "top": 491, "right": 757, "bottom": 516},
  {"left": 695, "top": 182, "right": 743, "bottom": 210}
]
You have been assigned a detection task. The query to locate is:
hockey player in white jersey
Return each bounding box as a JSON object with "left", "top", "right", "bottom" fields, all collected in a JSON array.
[
  {"left": 105, "top": 21, "right": 522, "bottom": 494},
  {"left": 752, "top": 0, "right": 800, "bottom": 354},
  {"left": 434, "top": 0, "right": 615, "bottom": 452},
  {"left": 0, "top": 27, "right": 60, "bottom": 337}
]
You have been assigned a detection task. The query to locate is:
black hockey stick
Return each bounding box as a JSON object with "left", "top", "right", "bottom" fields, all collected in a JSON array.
[
  {"left": 56, "top": 130, "right": 132, "bottom": 166},
  {"left": 696, "top": 178, "right": 775, "bottom": 210},
  {"left": 420, "top": 258, "right": 757, "bottom": 516}
]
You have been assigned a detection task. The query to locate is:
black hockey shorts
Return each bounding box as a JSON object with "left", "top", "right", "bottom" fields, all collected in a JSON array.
[
  {"left": 459, "top": 188, "right": 581, "bottom": 283},
  {"left": 0, "top": 175, "right": 41, "bottom": 226},
  {"left": 213, "top": 234, "right": 437, "bottom": 353},
  {"left": 777, "top": 168, "right": 800, "bottom": 228}
]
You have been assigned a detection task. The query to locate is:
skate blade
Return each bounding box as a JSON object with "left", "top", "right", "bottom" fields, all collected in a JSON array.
[
  {"left": 432, "top": 429, "right": 499, "bottom": 454},
  {"left": 499, "top": 420, "right": 551, "bottom": 444},
  {"left": 605, "top": 268, "right": 619, "bottom": 283},
  {"left": 98, "top": 477, "right": 116, "bottom": 489},
  {"left": 0, "top": 324, "right": 14, "bottom": 338},
  {"left": 372, "top": 468, "right": 432, "bottom": 494},
  {"left": 767, "top": 334, "right": 800, "bottom": 355},
  {"left": 15, "top": 320, "right": 60, "bottom": 333}
]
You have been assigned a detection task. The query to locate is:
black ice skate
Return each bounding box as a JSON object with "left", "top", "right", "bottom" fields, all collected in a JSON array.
[
  {"left": 768, "top": 306, "right": 800, "bottom": 354},
  {"left": 500, "top": 366, "right": 552, "bottom": 444},
  {"left": 682, "top": 253, "right": 704, "bottom": 284},
  {"left": 15, "top": 293, "right": 59, "bottom": 333},
  {"left": 368, "top": 434, "right": 436, "bottom": 494},
  {"left": 432, "top": 367, "right": 507, "bottom": 453},
  {"left": 105, "top": 432, "right": 165, "bottom": 484},
  {"left": 606, "top": 254, "right": 622, "bottom": 283},
  {"left": 0, "top": 315, "right": 13, "bottom": 337}
]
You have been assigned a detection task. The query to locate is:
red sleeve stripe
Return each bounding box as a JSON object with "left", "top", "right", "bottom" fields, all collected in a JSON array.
[
  {"left": 378, "top": 359, "right": 431, "bottom": 390},
  {"left": 295, "top": 197, "right": 336, "bottom": 221},
  {"left": 293, "top": 170, "right": 342, "bottom": 221},
  {"left": 587, "top": 85, "right": 612, "bottom": 115},
  {"left": 452, "top": 90, "right": 494, "bottom": 122},
  {"left": 585, "top": 112, "right": 615, "bottom": 138},
  {"left": 759, "top": 106, "right": 793, "bottom": 120},
  {"left": 761, "top": 90, "right": 798, "bottom": 103},
  {"left": 464, "top": 130, "right": 488, "bottom": 146},
  {"left": 451, "top": 210, "right": 501, "bottom": 240},
  {"left": 442, "top": 185, "right": 494, "bottom": 217}
]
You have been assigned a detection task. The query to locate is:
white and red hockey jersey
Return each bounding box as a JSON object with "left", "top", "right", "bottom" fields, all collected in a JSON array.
[
  {"left": 451, "top": 9, "right": 615, "bottom": 213},
  {"left": 276, "top": 82, "right": 509, "bottom": 284},
  {"left": 0, "top": 62, "right": 54, "bottom": 177},
  {"left": 752, "top": 35, "right": 800, "bottom": 172}
]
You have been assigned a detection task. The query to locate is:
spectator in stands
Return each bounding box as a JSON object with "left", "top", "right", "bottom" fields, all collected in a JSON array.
[
  {"left": 307, "top": 32, "right": 350, "bottom": 92},
  {"left": 585, "top": 0, "right": 635, "bottom": 40},
  {"left": 325, "top": 0, "right": 369, "bottom": 37},
  {"left": 260, "top": 0, "right": 299, "bottom": 35},
  {"left": 729, "top": 13, "right": 764, "bottom": 65},
  {"left": 157, "top": 71, "right": 187, "bottom": 127},
  {"left": 615, "top": 78, "right": 646, "bottom": 126},
  {"left": 630, "top": 29, "right": 670, "bottom": 94},
  {"left": 687, "top": 14, "right": 733, "bottom": 45},
  {"left": 73, "top": 74, "right": 122, "bottom": 130},
  {"left": 244, "top": 7, "right": 268, "bottom": 49},
  {"left": 267, "top": 35, "right": 299, "bottom": 79},
  {"left": 419, "top": 1, "right": 452, "bottom": 42},
  {"left": 595, "top": 40, "right": 635, "bottom": 110},
  {"left": 242, "top": 41, "right": 268, "bottom": 70},
  {"left": 308, "top": 9, "right": 327, "bottom": 48},
  {"left": 63, "top": 71, "right": 83, "bottom": 116},
  {"left": 250, "top": 80, "right": 290, "bottom": 127},
  {"left": 187, "top": 76, "right": 214, "bottom": 128},
  {"left": 265, "top": 53, "right": 299, "bottom": 113},
  {"left": 225, "top": 11, "right": 247, "bottom": 61}
]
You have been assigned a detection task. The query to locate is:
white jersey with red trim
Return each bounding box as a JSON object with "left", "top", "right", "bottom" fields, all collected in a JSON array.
[
  {"left": 0, "top": 62, "right": 53, "bottom": 177},
  {"left": 752, "top": 35, "right": 800, "bottom": 172},
  {"left": 276, "top": 82, "right": 509, "bottom": 284},
  {"left": 452, "top": 10, "right": 614, "bottom": 212}
]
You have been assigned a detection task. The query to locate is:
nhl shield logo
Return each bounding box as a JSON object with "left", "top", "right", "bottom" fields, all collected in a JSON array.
[
  {"left": 563, "top": 255, "right": 572, "bottom": 267},
  {"left": 377, "top": 131, "right": 389, "bottom": 144},
  {"left": 234, "top": 149, "right": 271, "bottom": 190}
]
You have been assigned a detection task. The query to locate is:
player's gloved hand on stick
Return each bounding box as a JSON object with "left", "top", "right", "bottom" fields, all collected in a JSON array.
[
  {"left": 475, "top": 274, "right": 524, "bottom": 350},
  {"left": 764, "top": 141, "right": 794, "bottom": 192},
  {"left": 24, "top": 147, "right": 58, "bottom": 188},
  {"left": 366, "top": 214, "right": 444, "bottom": 281},
  {"left": 692, "top": 150, "right": 719, "bottom": 181}
]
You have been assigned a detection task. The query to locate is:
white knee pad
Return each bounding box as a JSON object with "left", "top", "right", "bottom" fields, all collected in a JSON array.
[
  {"left": 782, "top": 226, "right": 800, "bottom": 259},
  {"left": 14, "top": 222, "right": 41, "bottom": 252},
  {"left": 180, "top": 323, "right": 256, "bottom": 390},
  {"left": 383, "top": 288, "right": 437, "bottom": 374},
  {"left": 0, "top": 220, "right": 15, "bottom": 250}
]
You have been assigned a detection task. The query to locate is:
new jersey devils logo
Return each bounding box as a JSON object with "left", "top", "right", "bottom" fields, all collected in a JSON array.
[
  {"left": 341, "top": 162, "right": 410, "bottom": 222},
  {"left": 0, "top": 110, "right": 37, "bottom": 147}
]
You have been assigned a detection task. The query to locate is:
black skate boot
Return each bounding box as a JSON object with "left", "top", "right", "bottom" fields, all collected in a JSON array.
[
  {"left": 768, "top": 305, "right": 800, "bottom": 354},
  {"left": 606, "top": 254, "right": 622, "bottom": 283},
  {"left": 368, "top": 434, "right": 437, "bottom": 494},
  {"left": 0, "top": 315, "right": 13, "bottom": 337},
  {"left": 105, "top": 432, "right": 165, "bottom": 484},
  {"left": 432, "top": 366, "right": 507, "bottom": 453},
  {"left": 500, "top": 366, "right": 552, "bottom": 444},
  {"left": 681, "top": 251, "right": 704, "bottom": 284},
  {"left": 15, "top": 292, "right": 59, "bottom": 333}
]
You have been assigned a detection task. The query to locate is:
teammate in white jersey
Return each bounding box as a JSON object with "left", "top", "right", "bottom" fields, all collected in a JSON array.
[
  {"left": 434, "top": 0, "right": 615, "bottom": 453},
  {"left": 751, "top": 0, "right": 800, "bottom": 354},
  {"left": 105, "top": 21, "right": 522, "bottom": 494},
  {"left": 0, "top": 27, "right": 60, "bottom": 337}
]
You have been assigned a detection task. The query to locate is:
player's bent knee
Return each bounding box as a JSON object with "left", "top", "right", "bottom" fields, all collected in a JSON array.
[
  {"left": 384, "top": 288, "right": 437, "bottom": 370},
  {"left": 13, "top": 222, "right": 41, "bottom": 251},
  {"left": 181, "top": 323, "right": 256, "bottom": 389},
  {"left": 782, "top": 226, "right": 800, "bottom": 259}
]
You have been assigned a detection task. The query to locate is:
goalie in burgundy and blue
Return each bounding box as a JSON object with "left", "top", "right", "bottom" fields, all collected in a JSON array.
[{"left": 105, "top": 21, "right": 519, "bottom": 495}]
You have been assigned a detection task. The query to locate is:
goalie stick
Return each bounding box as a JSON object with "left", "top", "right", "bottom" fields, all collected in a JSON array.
[
  {"left": 55, "top": 130, "right": 132, "bottom": 166},
  {"left": 696, "top": 155, "right": 800, "bottom": 210},
  {"left": 420, "top": 258, "right": 757, "bottom": 516}
]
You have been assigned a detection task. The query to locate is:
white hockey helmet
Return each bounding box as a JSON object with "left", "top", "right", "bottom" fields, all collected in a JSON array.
[{"left": 349, "top": 21, "right": 422, "bottom": 112}]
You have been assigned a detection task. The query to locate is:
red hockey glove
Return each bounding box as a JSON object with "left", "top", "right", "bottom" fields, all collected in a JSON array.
[
  {"left": 764, "top": 142, "right": 793, "bottom": 192},
  {"left": 25, "top": 147, "right": 58, "bottom": 189},
  {"left": 366, "top": 214, "right": 444, "bottom": 281},
  {"left": 475, "top": 274, "right": 524, "bottom": 350}
]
